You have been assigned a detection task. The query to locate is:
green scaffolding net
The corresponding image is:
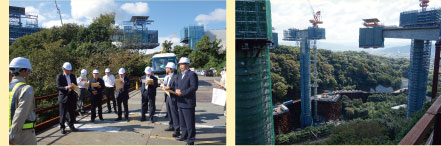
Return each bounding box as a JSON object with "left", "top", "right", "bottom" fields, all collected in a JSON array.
[{"left": 236, "top": 47, "right": 275, "bottom": 145}]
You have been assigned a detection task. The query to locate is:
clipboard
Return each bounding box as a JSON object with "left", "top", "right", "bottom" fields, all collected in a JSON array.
[
  {"left": 161, "top": 86, "right": 176, "bottom": 97},
  {"left": 145, "top": 79, "right": 154, "bottom": 86},
  {"left": 71, "top": 83, "right": 80, "bottom": 94},
  {"left": 91, "top": 82, "right": 100, "bottom": 88},
  {"left": 115, "top": 79, "right": 124, "bottom": 90}
]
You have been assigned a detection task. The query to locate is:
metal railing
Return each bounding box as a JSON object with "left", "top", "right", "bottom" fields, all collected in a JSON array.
[
  {"left": 33, "top": 78, "right": 138, "bottom": 132},
  {"left": 399, "top": 95, "right": 441, "bottom": 145}
]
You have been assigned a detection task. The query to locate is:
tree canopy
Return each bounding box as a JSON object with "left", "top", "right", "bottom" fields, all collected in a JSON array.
[{"left": 270, "top": 45, "right": 408, "bottom": 103}]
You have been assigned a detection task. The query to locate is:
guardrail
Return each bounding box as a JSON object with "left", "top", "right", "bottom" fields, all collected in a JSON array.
[
  {"left": 34, "top": 78, "right": 138, "bottom": 132},
  {"left": 398, "top": 95, "right": 441, "bottom": 145}
]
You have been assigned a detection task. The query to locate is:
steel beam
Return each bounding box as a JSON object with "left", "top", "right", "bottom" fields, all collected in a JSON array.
[{"left": 383, "top": 26, "right": 439, "bottom": 40}]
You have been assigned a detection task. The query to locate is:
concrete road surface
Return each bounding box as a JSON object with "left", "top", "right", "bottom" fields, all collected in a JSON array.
[{"left": 36, "top": 76, "right": 226, "bottom": 145}]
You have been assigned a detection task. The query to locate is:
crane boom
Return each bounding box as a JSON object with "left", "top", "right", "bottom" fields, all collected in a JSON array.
[{"left": 55, "top": 0, "right": 63, "bottom": 26}]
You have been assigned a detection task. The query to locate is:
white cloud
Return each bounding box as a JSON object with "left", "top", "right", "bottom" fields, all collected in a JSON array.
[
  {"left": 71, "top": 0, "right": 120, "bottom": 23},
  {"left": 195, "top": 8, "right": 226, "bottom": 25},
  {"left": 121, "top": 2, "right": 149, "bottom": 15},
  {"left": 42, "top": 0, "right": 127, "bottom": 28},
  {"left": 271, "top": 0, "right": 441, "bottom": 49},
  {"left": 142, "top": 36, "right": 182, "bottom": 55},
  {"left": 42, "top": 17, "right": 91, "bottom": 28},
  {"left": 25, "top": 6, "right": 46, "bottom": 22}
]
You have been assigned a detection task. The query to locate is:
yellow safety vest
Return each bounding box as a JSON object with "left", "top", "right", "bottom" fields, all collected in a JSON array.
[{"left": 9, "top": 82, "right": 35, "bottom": 130}]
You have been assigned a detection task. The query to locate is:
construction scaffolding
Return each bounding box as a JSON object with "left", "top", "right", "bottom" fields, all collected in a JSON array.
[
  {"left": 283, "top": 26, "right": 326, "bottom": 128},
  {"left": 114, "top": 16, "right": 159, "bottom": 49},
  {"left": 236, "top": 0, "right": 275, "bottom": 145},
  {"left": 359, "top": 27, "right": 384, "bottom": 48},
  {"left": 236, "top": 0, "right": 273, "bottom": 40},
  {"left": 400, "top": 9, "right": 441, "bottom": 28},
  {"left": 359, "top": 1, "right": 440, "bottom": 117},
  {"left": 180, "top": 25, "right": 204, "bottom": 50},
  {"left": 9, "top": 6, "right": 39, "bottom": 44},
  {"left": 407, "top": 40, "right": 431, "bottom": 116},
  {"left": 272, "top": 32, "right": 279, "bottom": 48}
]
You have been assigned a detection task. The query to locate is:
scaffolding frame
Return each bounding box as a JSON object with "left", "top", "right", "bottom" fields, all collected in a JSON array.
[
  {"left": 9, "top": 6, "right": 39, "bottom": 44},
  {"left": 117, "top": 16, "right": 159, "bottom": 49}
]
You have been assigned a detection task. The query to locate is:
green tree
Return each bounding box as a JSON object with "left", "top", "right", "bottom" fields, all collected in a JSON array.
[
  {"left": 93, "top": 13, "right": 117, "bottom": 35},
  {"left": 162, "top": 40, "right": 173, "bottom": 53},
  {"left": 173, "top": 45, "right": 193, "bottom": 59},
  {"left": 188, "top": 50, "right": 209, "bottom": 68},
  {"left": 271, "top": 73, "right": 288, "bottom": 103}
]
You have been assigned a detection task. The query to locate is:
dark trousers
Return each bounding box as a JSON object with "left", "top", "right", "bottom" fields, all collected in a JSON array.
[
  {"left": 166, "top": 96, "right": 180, "bottom": 132},
  {"left": 117, "top": 97, "right": 129, "bottom": 119},
  {"left": 91, "top": 95, "right": 103, "bottom": 120},
  {"left": 141, "top": 92, "right": 156, "bottom": 118},
  {"left": 105, "top": 87, "right": 116, "bottom": 112},
  {"left": 59, "top": 100, "right": 75, "bottom": 129},
  {"left": 179, "top": 107, "right": 196, "bottom": 144}
]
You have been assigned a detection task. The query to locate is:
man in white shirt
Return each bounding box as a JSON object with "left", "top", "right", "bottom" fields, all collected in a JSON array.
[
  {"left": 76, "top": 69, "right": 88, "bottom": 115},
  {"left": 103, "top": 68, "right": 116, "bottom": 113}
]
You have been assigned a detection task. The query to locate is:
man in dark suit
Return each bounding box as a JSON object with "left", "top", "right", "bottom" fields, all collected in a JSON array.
[
  {"left": 175, "top": 57, "right": 198, "bottom": 145},
  {"left": 140, "top": 67, "right": 158, "bottom": 122},
  {"left": 163, "top": 62, "right": 181, "bottom": 137},
  {"left": 56, "top": 62, "right": 78, "bottom": 134},
  {"left": 88, "top": 69, "right": 105, "bottom": 122},
  {"left": 115, "top": 68, "right": 131, "bottom": 122}
]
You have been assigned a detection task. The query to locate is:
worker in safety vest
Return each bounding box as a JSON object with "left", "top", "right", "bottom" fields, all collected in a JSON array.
[{"left": 9, "top": 57, "right": 37, "bottom": 145}]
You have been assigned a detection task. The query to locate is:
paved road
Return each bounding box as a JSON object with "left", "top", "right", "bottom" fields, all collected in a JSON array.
[{"left": 36, "top": 76, "right": 226, "bottom": 145}]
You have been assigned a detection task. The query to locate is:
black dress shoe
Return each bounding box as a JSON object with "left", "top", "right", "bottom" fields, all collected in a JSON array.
[
  {"left": 125, "top": 118, "right": 130, "bottom": 122},
  {"left": 172, "top": 132, "right": 181, "bottom": 137},
  {"left": 61, "top": 128, "right": 66, "bottom": 134},
  {"left": 176, "top": 136, "right": 186, "bottom": 141},
  {"left": 70, "top": 127, "right": 78, "bottom": 132},
  {"left": 164, "top": 127, "right": 174, "bottom": 131},
  {"left": 90, "top": 119, "right": 95, "bottom": 122},
  {"left": 186, "top": 142, "right": 194, "bottom": 145},
  {"left": 140, "top": 116, "right": 146, "bottom": 121},
  {"left": 115, "top": 117, "right": 122, "bottom": 121},
  {"left": 99, "top": 117, "right": 104, "bottom": 121}
]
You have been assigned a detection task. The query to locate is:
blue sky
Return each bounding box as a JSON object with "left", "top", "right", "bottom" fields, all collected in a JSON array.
[{"left": 10, "top": 0, "right": 225, "bottom": 53}]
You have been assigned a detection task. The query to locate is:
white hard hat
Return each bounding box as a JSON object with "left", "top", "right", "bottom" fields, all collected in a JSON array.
[
  {"left": 81, "top": 69, "right": 87, "bottom": 74},
  {"left": 9, "top": 57, "right": 32, "bottom": 70},
  {"left": 166, "top": 62, "right": 176, "bottom": 69},
  {"left": 93, "top": 69, "right": 99, "bottom": 74},
  {"left": 105, "top": 68, "right": 111, "bottom": 73},
  {"left": 178, "top": 57, "right": 190, "bottom": 64},
  {"left": 144, "top": 67, "right": 153, "bottom": 74},
  {"left": 118, "top": 68, "right": 125, "bottom": 74},
  {"left": 62, "top": 62, "right": 72, "bottom": 70}
]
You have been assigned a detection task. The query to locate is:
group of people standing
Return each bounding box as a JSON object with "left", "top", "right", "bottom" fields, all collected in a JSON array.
[
  {"left": 56, "top": 62, "right": 131, "bottom": 134},
  {"left": 141, "top": 57, "right": 199, "bottom": 145},
  {"left": 9, "top": 56, "right": 199, "bottom": 145}
]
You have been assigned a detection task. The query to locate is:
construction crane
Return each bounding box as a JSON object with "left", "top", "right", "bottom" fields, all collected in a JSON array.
[
  {"left": 55, "top": 0, "right": 63, "bottom": 26},
  {"left": 420, "top": 0, "right": 429, "bottom": 11},
  {"left": 308, "top": 0, "right": 322, "bottom": 27},
  {"left": 161, "top": 32, "right": 176, "bottom": 53},
  {"left": 308, "top": 0, "right": 321, "bottom": 125}
]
